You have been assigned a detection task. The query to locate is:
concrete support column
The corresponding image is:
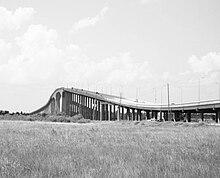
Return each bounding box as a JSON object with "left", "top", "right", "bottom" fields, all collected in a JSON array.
[
  {"left": 93, "top": 99, "right": 96, "bottom": 120},
  {"left": 168, "top": 111, "right": 173, "bottom": 121},
  {"left": 84, "top": 96, "right": 87, "bottom": 118},
  {"left": 186, "top": 112, "right": 191, "bottom": 122},
  {"left": 80, "top": 95, "right": 82, "bottom": 115},
  {"left": 110, "top": 105, "right": 112, "bottom": 121},
  {"left": 78, "top": 95, "right": 80, "bottom": 114},
  {"left": 83, "top": 96, "right": 86, "bottom": 117},
  {"left": 159, "top": 110, "right": 164, "bottom": 121},
  {"left": 74, "top": 94, "right": 76, "bottom": 113},
  {"left": 75, "top": 94, "right": 77, "bottom": 114},
  {"left": 97, "top": 101, "right": 101, "bottom": 121},
  {"left": 216, "top": 111, "right": 220, "bottom": 123},
  {"left": 139, "top": 110, "right": 142, "bottom": 121},
  {"left": 92, "top": 99, "right": 95, "bottom": 120},
  {"left": 93, "top": 98, "right": 96, "bottom": 120},
  {"left": 127, "top": 108, "right": 130, "bottom": 120},
  {"left": 122, "top": 106, "right": 124, "bottom": 120},
  {"left": 72, "top": 94, "right": 74, "bottom": 115},
  {"left": 101, "top": 103, "right": 104, "bottom": 121},
  {"left": 84, "top": 96, "right": 86, "bottom": 118},
  {"left": 154, "top": 111, "right": 158, "bottom": 120},
  {"left": 60, "top": 92, "right": 63, "bottom": 113},
  {"left": 105, "top": 104, "right": 108, "bottom": 121},
  {"left": 174, "top": 112, "right": 180, "bottom": 121},
  {"left": 146, "top": 111, "right": 150, "bottom": 120},
  {"left": 85, "top": 97, "right": 88, "bottom": 118},
  {"left": 84, "top": 97, "right": 87, "bottom": 119},
  {"left": 201, "top": 112, "right": 204, "bottom": 122},
  {"left": 87, "top": 97, "right": 89, "bottom": 119},
  {"left": 100, "top": 102, "right": 103, "bottom": 121},
  {"left": 113, "top": 105, "right": 116, "bottom": 121},
  {"left": 137, "top": 109, "right": 140, "bottom": 121},
  {"left": 54, "top": 96, "right": 58, "bottom": 114},
  {"left": 76, "top": 94, "right": 78, "bottom": 114},
  {"left": 81, "top": 96, "right": 84, "bottom": 117},
  {"left": 117, "top": 106, "right": 120, "bottom": 121},
  {"left": 86, "top": 97, "right": 88, "bottom": 118},
  {"left": 152, "top": 111, "right": 155, "bottom": 119},
  {"left": 164, "top": 111, "right": 168, "bottom": 121},
  {"left": 140, "top": 110, "right": 142, "bottom": 121},
  {"left": 89, "top": 98, "right": 92, "bottom": 120},
  {"left": 132, "top": 108, "right": 135, "bottom": 121}
]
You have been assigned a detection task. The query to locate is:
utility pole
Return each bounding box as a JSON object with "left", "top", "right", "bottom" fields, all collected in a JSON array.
[{"left": 119, "top": 85, "right": 124, "bottom": 97}]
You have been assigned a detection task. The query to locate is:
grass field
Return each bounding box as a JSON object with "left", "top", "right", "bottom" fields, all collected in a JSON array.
[{"left": 0, "top": 119, "right": 220, "bottom": 178}]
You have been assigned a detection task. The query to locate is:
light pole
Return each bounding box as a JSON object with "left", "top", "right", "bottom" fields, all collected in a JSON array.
[{"left": 119, "top": 85, "right": 124, "bottom": 98}]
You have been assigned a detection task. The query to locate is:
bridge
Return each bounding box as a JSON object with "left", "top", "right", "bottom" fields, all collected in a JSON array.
[{"left": 30, "top": 87, "right": 220, "bottom": 123}]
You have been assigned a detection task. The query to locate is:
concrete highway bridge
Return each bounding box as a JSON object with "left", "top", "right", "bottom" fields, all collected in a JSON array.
[{"left": 30, "top": 87, "right": 220, "bottom": 123}]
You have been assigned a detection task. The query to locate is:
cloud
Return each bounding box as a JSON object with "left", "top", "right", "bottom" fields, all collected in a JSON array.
[
  {"left": 0, "top": 39, "right": 12, "bottom": 63},
  {"left": 188, "top": 52, "right": 220, "bottom": 74},
  {"left": 0, "top": 24, "right": 153, "bottom": 88},
  {"left": 186, "top": 52, "right": 220, "bottom": 85},
  {"left": 66, "top": 52, "right": 152, "bottom": 86},
  {"left": 0, "top": 6, "right": 35, "bottom": 32},
  {"left": 140, "top": 0, "right": 153, "bottom": 4},
  {"left": 0, "top": 24, "right": 62, "bottom": 84},
  {"left": 71, "top": 6, "right": 108, "bottom": 33},
  {"left": 15, "top": 24, "right": 58, "bottom": 58}
]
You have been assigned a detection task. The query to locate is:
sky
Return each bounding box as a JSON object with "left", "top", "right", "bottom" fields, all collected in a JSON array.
[{"left": 0, "top": 0, "right": 220, "bottom": 112}]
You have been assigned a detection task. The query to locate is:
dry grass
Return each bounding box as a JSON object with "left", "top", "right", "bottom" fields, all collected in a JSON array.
[{"left": 0, "top": 119, "right": 220, "bottom": 178}]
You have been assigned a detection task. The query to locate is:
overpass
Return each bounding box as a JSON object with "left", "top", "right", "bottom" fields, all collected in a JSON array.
[{"left": 30, "top": 87, "right": 220, "bottom": 123}]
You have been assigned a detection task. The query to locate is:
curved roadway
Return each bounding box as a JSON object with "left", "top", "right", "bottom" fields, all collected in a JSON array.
[{"left": 31, "top": 87, "right": 220, "bottom": 114}]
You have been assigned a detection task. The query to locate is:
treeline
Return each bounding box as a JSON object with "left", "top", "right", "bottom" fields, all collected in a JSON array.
[{"left": 0, "top": 110, "right": 29, "bottom": 116}]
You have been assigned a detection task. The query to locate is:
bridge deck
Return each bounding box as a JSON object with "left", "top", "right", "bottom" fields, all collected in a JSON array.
[{"left": 65, "top": 87, "right": 220, "bottom": 112}]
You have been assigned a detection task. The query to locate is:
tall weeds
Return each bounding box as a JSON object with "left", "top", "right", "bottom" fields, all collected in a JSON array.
[{"left": 0, "top": 120, "right": 220, "bottom": 178}]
